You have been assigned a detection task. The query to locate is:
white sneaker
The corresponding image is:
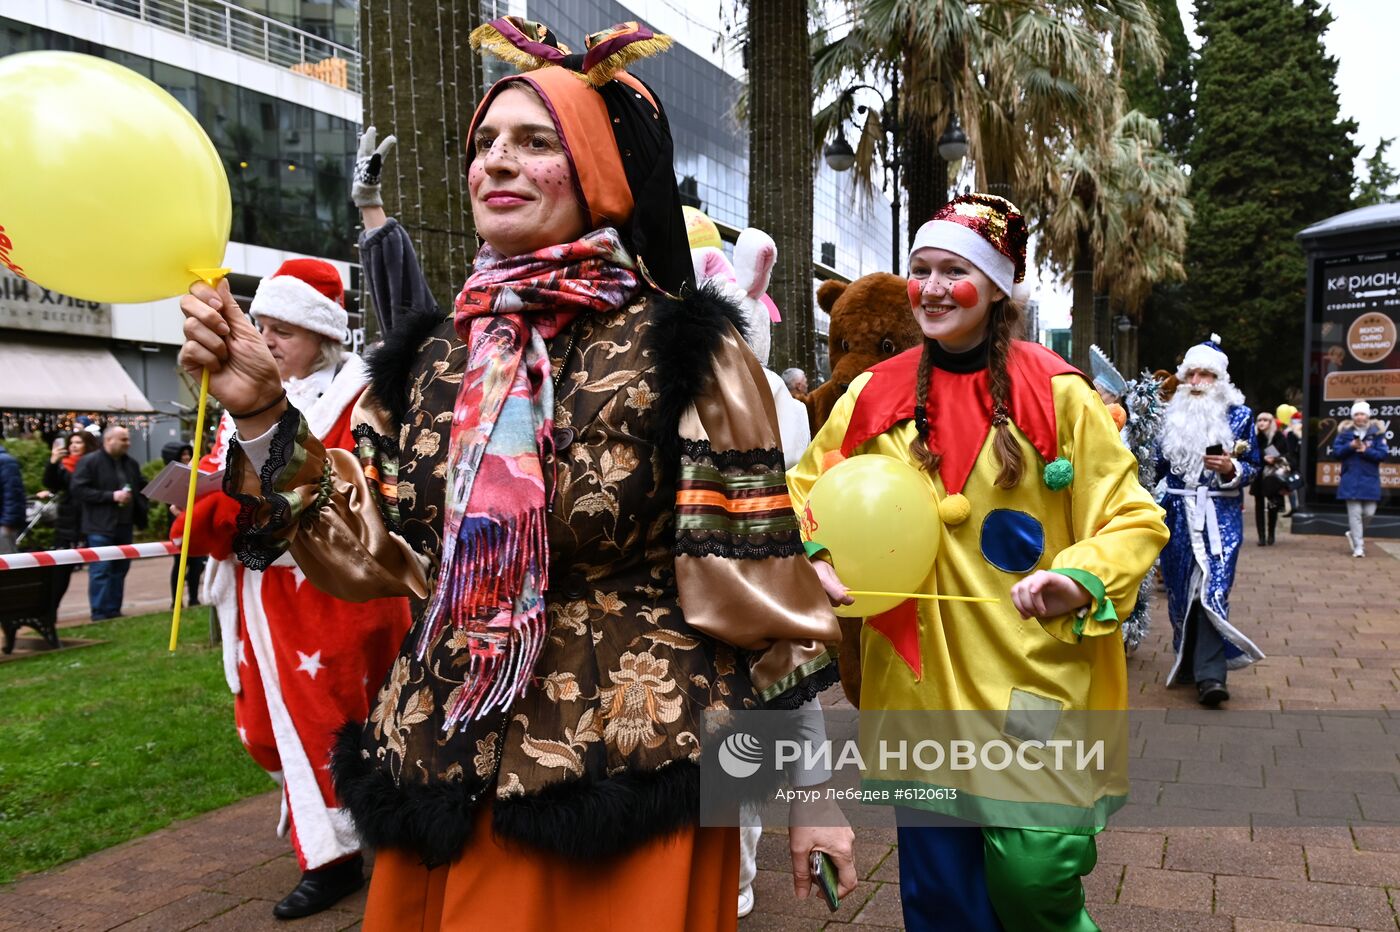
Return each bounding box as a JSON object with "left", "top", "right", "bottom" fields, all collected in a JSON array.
[{"left": 738, "top": 885, "right": 754, "bottom": 919}]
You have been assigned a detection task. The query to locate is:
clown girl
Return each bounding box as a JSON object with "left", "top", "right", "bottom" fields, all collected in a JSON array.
[{"left": 789, "top": 194, "right": 1169, "bottom": 931}]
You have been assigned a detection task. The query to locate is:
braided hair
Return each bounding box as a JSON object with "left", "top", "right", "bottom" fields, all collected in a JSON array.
[{"left": 908, "top": 297, "right": 1025, "bottom": 489}]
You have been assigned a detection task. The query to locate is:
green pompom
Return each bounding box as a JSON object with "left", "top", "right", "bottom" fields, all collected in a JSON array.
[{"left": 1043, "top": 457, "right": 1074, "bottom": 491}]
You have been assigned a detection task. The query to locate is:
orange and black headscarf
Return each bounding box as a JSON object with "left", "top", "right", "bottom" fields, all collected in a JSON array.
[{"left": 468, "top": 17, "right": 694, "bottom": 295}]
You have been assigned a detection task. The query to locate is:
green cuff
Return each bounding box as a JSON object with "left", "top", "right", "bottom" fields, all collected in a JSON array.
[
  {"left": 1049, "top": 568, "right": 1117, "bottom": 639},
  {"left": 803, "top": 539, "right": 830, "bottom": 559}
]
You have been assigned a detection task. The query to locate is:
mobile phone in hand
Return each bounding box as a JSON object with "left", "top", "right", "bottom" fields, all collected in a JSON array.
[
  {"left": 810, "top": 850, "right": 840, "bottom": 912},
  {"left": 1205, "top": 443, "right": 1224, "bottom": 456}
]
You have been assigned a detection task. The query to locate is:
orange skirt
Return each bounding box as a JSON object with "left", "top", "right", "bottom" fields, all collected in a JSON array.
[{"left": 363, "top": 805, "right": 739, "bottom": 932}]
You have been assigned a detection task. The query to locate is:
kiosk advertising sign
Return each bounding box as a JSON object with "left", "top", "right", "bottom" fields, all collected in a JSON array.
[{"left": 1307, "top": 248, "right": 1400, "bottom": 495}]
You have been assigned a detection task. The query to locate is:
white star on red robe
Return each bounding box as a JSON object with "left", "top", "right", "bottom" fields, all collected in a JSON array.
[{"left": 295, "top": 649, "right": 325, "bottom": 679}]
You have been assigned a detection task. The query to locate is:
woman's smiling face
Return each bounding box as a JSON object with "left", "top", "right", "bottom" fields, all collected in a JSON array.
[
  {"left": 468, "top": 85, "right": 588, "bottom": 257},
  {"left": 907, "top": 248, "right": 1004, "bottom": 352}
]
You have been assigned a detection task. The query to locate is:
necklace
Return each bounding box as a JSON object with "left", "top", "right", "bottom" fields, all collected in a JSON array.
[{"left": 552, "top": 323, "right": 581, "bottom": 393}]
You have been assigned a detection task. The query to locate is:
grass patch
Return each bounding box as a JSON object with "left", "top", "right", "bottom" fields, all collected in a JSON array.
[{"left": 0, "top": 608, "right": 270, "bottom": 883}]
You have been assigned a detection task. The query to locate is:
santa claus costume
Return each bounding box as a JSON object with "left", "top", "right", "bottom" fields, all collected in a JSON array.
[{"left": 177, "top": 259, "right": 412, "bottom": 917}]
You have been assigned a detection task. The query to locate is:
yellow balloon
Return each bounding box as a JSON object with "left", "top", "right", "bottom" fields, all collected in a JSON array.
[
  {"left": 0, "top": 52, "right": 231, "bottom": 303},
  {"left": 799, "top": 454, "right": 941, "bottom": 618},
  {"left": 1275, "top": 403, "right": 1298, "bottom": 426},
  {"left": 683, "top": 206, "right": 723, "bottom": 251}
]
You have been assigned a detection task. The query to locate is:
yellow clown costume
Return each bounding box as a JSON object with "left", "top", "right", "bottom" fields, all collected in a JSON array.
[{"left": 787, "top": 194, "right": 1169, "bottom": 932}]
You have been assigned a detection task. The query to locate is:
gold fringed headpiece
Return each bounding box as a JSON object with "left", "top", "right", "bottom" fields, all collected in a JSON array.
[{"left": 469, "top": 16, "right": 671, "bottom": 86}]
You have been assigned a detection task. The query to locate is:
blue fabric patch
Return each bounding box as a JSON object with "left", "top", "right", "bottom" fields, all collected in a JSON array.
[{"left": 980, "top": 509, "right": 1045, "bottom": 574}]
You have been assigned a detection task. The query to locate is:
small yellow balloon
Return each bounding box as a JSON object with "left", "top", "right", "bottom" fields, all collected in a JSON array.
[
  {"left": 683, "top": 206, "right": 723, "bottom": 251},
  {"left": 1275, "top": 403, "right": 1298, "bottom": 426},
  {"left": 800, "top": 454, "right": 941, "bottom": 618},
  {"left": 0, "top": 52, "right": 231, "bottom": 303}
]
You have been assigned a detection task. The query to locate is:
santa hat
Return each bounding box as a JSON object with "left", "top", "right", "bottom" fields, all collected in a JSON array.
[
  {"left": 1352, "top": 399, "right": 1372, "bottom": 418},
  {"left": 909, "top": 193, "right": 1030, "bottom": 302},
  {"left": 1176, "top": 333, "right": 1230, "bottom": 381},
  {"left": 249, "top": 258, "right": 347, "bottom": 342}
]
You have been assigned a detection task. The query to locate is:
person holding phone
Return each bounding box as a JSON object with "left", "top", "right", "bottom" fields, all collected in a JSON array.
[
  {"left": 1155, "top": 336, "right": 1265, "bottom": 706},
  {"left": 1333, "top": 400, "right": 1388, "bottom": 557},
  {"left": 790, "top": 195, "right": 1168, "bottom": 931}
]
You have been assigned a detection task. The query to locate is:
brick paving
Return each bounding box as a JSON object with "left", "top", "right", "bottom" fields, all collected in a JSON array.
[{"left": 1, "top": 502, "right": 1397, "bottom": 930}]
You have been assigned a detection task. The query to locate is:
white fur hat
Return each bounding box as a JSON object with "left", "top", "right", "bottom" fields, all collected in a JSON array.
[
  {"left": 1177, "top": 333, "right": 1230, "bottom": 381},
  {"left": 250, "top": 258, "right": 347, "bottom": 342},
  {"left": 1352, "top": 399, "right": 1372, "bottom": 418}
]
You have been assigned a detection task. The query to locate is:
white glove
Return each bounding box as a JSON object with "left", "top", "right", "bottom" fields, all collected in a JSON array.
[{"left": 352, "top": 125, "right": 397, "bottom": 208}]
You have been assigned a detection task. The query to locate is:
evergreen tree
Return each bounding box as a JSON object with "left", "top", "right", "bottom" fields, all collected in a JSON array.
[
  {"left": 1355, "top": 138, "right": 1399, "bottom": 206},
  {"left": 1184, "top": 0, "right": 1357, "bottom": 402}
]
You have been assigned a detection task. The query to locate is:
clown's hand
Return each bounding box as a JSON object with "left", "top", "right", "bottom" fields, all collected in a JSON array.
[{"left": 352, "top": 126, "right": 397, "bottom": 208}]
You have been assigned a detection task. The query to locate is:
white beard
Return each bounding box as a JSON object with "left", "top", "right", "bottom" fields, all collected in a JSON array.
[{"left": 1160, "top": 380, "right": 1243, "bottom": 482}]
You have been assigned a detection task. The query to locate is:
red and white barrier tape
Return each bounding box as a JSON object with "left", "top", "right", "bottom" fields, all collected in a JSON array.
[{"left": 0, "top": 540, "right": 182, "bottom": 571}]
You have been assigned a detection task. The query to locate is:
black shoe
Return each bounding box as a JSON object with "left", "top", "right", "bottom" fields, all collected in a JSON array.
[
  {"left": 1197, "top": 680, "right": 1229, "bottom": 707},
  {"left": 272, "top": 855, "right": 365, "bottom": 920}
]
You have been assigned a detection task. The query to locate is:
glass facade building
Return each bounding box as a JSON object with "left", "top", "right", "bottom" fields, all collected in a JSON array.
[{"left": 0, "top": 15, "right": 359, "bottom": 261}]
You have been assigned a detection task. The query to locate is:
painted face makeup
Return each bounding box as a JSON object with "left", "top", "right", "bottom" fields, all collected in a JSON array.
[
  {"left": 951, "top": 280, "right": 979, "bottom": 308},
  {"left": 468, "top": 85, "right": 588, "bottom": 256},
  {"left": 906, "top": 247, "right": 1003, "bottom": 353}
]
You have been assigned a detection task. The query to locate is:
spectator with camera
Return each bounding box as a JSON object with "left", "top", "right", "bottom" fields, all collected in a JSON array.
[{"left": 1252, "top": 411, "right": 1289, "bottom": 545}]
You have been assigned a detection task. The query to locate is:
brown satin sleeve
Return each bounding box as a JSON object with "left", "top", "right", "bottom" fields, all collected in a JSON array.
[
  {"left": 226, "top": 396, "right": 429, "bottom": 604},
  {"left": 672, "top": 325, "right": 839, "bottom": 700}
]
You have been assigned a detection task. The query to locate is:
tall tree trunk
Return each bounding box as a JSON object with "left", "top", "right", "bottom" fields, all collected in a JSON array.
[
  {"left": 1070, "top": 228, "right": 1094, "bottom": 372},
  {"left": 903, "top": 109, "right": 948, "bottom": 245},
  {"left": 361, "top": 0, "right": 480, "bottom": 313},
  {"left": 748, "top": 0, "right": 814, "bottom": 375}
]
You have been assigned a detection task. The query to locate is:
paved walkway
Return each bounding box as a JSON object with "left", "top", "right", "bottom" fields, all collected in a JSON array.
[{"left": 2, "top": 509, "right": 1397, "bottom": 930}]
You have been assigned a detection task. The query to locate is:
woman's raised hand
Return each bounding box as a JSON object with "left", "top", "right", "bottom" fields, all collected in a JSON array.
[{"left": 178, "top": 279, "right": 283, "bottom": 429}]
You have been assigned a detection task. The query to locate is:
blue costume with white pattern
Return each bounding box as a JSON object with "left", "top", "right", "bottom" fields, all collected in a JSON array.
[{"left": 1157, "top": 403, "right": 1266, "bottom": 681}]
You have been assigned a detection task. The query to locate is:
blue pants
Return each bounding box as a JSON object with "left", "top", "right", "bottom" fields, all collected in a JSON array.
[{"left": 87, "top": 527, "right": 133, "bottom": 619}]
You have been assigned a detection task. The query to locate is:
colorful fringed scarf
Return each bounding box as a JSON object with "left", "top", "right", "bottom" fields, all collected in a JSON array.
[{"left": 419, "top": 227, "right": 640, "bottom": 729}]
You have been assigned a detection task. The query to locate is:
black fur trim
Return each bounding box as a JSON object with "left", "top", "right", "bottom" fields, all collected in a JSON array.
[
  {"left": 365, "top": 308, "right": 452, "bottom": 426},
  {"left": 330, "top": 720, "right": 487, "bottom": 868},
  {"left": 491, "top": 760, "right": 701, "bottom": 862},
  {"left": 648, "top": 282, "right": 750, "bottom": 459}
]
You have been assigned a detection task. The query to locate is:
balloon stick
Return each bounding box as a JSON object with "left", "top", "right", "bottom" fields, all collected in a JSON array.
[
  {"left": 844, "top": 590, "right": 999, "bottom": 604},
  {"left": 168, "top": 366, "right": 210, "bottom": 652}
]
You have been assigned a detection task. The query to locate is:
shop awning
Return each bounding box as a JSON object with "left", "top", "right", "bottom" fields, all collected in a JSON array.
[{"left": 0, "top": 343, "right": 155, "bottom": 413}]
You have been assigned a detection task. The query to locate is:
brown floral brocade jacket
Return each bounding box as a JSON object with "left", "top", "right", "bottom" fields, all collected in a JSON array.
[{"left": 224, "top": 284, "right": 840, "bottom": 865}]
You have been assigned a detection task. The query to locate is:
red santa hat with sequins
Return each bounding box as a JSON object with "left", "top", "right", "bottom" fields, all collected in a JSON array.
[
  {"left": 908, "top": 193, "right": 1030, "bottom": 302},
  {"left": 249, "top": 258, "right": 348, "bottom": 342}
]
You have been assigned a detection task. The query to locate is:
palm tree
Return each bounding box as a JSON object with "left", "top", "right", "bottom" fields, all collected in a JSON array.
[
  {"left": 749, "top": 0, "right": 818, "bottom": 374},
  {"left": 360, "top": 0, "right": 481, "bottom": 311},
  {"left": 1038, "top": 109, "right": 1192, "bottom": 372},
  {"left": 813, "top": 0, "right": 1163, "bottom": 243}
]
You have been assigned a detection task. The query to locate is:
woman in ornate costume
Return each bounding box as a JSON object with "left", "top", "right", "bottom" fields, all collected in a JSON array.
[
  {"left": 177, "top": 17, "right": 852, "bottom": 932},
  {"left": 788, "top": 194, "right": 1168, "bottom": 931}
]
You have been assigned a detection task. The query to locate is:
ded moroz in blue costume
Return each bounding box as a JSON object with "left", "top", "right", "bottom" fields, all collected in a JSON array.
[{"left": 1155, "top": 335, "right": 1265, "bottom": 703}]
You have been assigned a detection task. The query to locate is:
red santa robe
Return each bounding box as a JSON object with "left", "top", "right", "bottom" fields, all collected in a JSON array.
[{"left": 176, "top": 355, "right": 412, "bottom": 871}]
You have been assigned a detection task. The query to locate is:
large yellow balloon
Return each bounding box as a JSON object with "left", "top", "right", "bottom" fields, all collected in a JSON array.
[
  {"left": 1275, "top": 403, "right": 1298, "bottom": 426},
  {"left": 0, "top": 52, "right": 231, "bottom": 303},
  {"left": 800, "top": 454, "right": 941, "bottom": 618}
]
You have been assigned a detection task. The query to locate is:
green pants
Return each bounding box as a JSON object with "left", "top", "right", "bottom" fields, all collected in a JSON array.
[{"left": 983, "top": 828, "right": 1100, "bottom": 931}]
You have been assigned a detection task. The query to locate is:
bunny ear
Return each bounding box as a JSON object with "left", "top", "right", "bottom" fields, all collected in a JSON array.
[
  {"left": 581, "top": 21, "right": 672, "bottom": 86},
  {"left": 470, "top": 16, "right": 570, "bottom": 72}
]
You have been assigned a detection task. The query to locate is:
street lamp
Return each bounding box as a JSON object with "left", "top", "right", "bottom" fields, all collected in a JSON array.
[
  {"left": 822, "top": 82, "right": 901, "bottom": 274},
  {"left": 822, "top": 134, "right": 856, "bottom": 172},
  {"left": 937, "top": 116, "right": 968, "bottom": 162}
]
